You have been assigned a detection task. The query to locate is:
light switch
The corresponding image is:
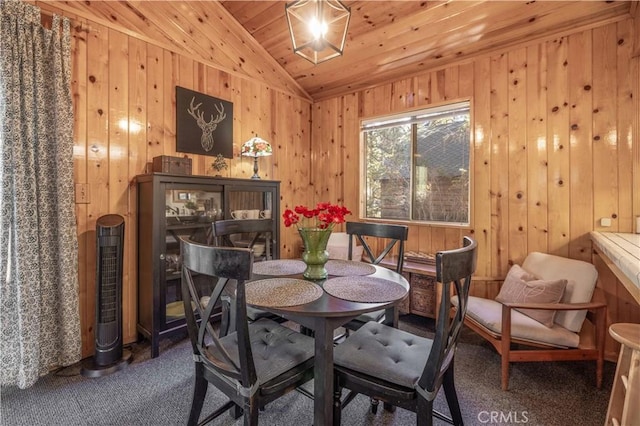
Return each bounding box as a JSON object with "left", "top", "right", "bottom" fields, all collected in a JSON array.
[
  {"left": 75, "top": 183, "right": 90, "bottom": 204},
  {"left": 600, "top": 217, "right": 612, "bottom": 227}
]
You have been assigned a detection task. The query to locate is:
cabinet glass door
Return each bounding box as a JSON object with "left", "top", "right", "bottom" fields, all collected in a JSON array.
[
  {"left": 163, "top": 185, "right": 222, "bottom": 325},
  {"left": 225, "top": 186, "right": 278, "bottom": 260},
  {"left": 227, "top": 189, "right": 273, "bottom": 220}
]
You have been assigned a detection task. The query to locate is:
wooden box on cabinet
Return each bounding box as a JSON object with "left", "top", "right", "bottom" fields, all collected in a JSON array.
[
  {"left": 136, "top": 173, "right": 280, "bottom": 358},
  {"left": 152, "top": 155, "right": 192, "bottom": 175}
]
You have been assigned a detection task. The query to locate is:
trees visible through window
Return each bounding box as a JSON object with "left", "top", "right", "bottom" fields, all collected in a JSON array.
[{"left": 362, "top": 101, "right": 471, "bottom": 225}]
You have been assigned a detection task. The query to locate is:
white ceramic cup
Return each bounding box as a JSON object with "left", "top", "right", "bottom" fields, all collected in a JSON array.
[
  {"left": 253, "top": 243, "right": 265, "bottom": 257},
  {"left": 246, "top": 209, "right": 260, "bottom": 219},
  {"left": 260, "top": 210, "right": 272, "bottom": 219},
  {"left": 231, "top": 210, "right": 248, "bottom": 219}
]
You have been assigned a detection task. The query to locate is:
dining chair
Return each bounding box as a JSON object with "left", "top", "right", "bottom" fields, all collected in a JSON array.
[
  {"left": 180, "top": 238, "right": 315, "bottom": 426},
  {"left": 455, "top": 251, "right": 607, "bottom": 390},
  {"left": 211, "top": 218, "right": 273, "bottom": 260},
  {"left": 347, "top": 221, "right": 409, "bottom": 273},
  {"left": 333, "top": 236, "right": 477, "bottom": 426},
  {"left": 212, "top": 218, "right": 278, "bottom": 327},
  {"left": 342, "top": 222, "right": 409, "bottom": 333}
]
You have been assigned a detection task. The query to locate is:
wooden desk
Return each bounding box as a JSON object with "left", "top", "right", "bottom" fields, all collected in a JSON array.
[
  {"left": 590, "top": 232, "right": 640, "bottom": 361},
  {"left": 247, "top": 260, "right": 409, "bottom": 426},
  {"left": 590, "top": 232, "right": 640, "bottom": 304}
]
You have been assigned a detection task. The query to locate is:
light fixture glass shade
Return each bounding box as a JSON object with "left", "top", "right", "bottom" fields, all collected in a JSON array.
[
  {"left": 241, "top": 136, "right": 272, "bottom": 179},
  {"left": 286, "top": 0, "right": 351, "bottom": 65}
]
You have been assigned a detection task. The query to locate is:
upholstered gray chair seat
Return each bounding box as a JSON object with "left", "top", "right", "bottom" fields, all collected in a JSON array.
[
  {"left": 215, "top": 318, "right": 315, "bottom": 385},
  {"left": 352, "top": 309, "right": 385, "bottom": 324},
  {"left": 334, "top": 321, "right": 433, "bottom": 388},
  {"left": 246, "top": 305, "right": 279, "bottom": 322}
]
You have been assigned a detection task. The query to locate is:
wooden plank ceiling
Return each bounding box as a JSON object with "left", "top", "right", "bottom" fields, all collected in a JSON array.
[{"left": 42, "top": 1, "right": 632, "bottom": 101}]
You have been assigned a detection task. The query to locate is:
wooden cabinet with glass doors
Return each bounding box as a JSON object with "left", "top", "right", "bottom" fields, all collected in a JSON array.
[{"left": 135, "top": 173, "right": 280, "bottom": 357}]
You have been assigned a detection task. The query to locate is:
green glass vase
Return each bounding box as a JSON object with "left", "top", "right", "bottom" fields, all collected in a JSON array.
[{"left": 299, "top": 227, "right": 332, "bottom": 280}]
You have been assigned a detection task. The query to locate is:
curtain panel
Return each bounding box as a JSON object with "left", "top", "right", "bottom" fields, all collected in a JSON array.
[{"left": 0, "top": 0, "right": 80, "bottom": 389}]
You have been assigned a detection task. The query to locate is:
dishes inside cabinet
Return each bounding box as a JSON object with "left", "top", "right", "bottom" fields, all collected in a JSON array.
[
  {"left": 253, "top": 243, "right": 265, "bottom": 258},
  {"left": 165, "top": 253, "right": 180, "bottom": 272}
]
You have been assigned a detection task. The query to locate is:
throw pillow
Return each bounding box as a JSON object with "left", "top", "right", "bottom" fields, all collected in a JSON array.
[{"left": 496, "top": 265, "right": 568, "bottom": 327}]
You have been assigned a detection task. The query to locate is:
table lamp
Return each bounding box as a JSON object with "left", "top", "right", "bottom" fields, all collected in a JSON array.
[{"left": 241, "top": 136, "right": 273, "bottom": 179}]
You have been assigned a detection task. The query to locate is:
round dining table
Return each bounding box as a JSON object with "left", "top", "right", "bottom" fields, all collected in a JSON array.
[{"left": 245, "top": 259, "right": 410, "bottom": 426}]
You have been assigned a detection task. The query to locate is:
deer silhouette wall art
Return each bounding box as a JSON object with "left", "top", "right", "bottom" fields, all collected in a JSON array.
[
  {"left": 175, "top": 86, "right": 233, "bottom": 158},
  {"left": 187, "top": 97, "right": 226, "bottom": 152}
]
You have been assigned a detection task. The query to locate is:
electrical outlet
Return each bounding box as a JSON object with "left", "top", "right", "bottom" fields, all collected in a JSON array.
[{"left": 75, "top": 183, "right": 89, "bottom": 204}]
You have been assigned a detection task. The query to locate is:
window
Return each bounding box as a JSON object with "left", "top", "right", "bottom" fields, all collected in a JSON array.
[{"left": 361, "top": 101, "right": 471, "bottom": 225}]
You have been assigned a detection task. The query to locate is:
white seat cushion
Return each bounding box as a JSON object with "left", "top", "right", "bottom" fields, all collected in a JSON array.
[
  {"left": 522, "top": 252, "right": 597, "bottom": 332},
  {"left": 455, "top": 296, "right": 580, "bottom": 348}
]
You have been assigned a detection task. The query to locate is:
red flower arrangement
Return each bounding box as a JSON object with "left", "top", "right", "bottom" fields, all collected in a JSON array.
[{"left": 283, "top": 202, "right": 351, "bottom": 230}]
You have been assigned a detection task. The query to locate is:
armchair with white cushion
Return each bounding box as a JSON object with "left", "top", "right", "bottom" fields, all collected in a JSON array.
[{"left": 453, "top": 252, "right": 607, "bottom": 390}]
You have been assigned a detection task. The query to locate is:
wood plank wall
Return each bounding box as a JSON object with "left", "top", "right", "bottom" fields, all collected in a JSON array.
[
  {"left": 311, "top": 19, "right": 640, "bottom": 358},
  {"left": 44, "top": 7, "right": 313, "bottom": 357},
  {"left": 30, "top": 2, "right": 638, "bottom": 360}
]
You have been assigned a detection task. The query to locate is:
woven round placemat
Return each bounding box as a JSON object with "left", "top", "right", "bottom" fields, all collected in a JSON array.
[
  {"left": 323, "top": 276, "right": 407, "bottom": 303},
  {"left": 252, "top": 259, "right": 307, "bottom": 276},
  {"left": 325, "top": 260, "right": 376, "bottom": 276},
  {"left": 246, "top": 278, "right": 324, "bottom": 307}
]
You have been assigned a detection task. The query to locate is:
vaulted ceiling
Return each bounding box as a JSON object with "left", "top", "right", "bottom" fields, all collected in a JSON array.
[{"left": 39, "top": 1, "right": 634, "bottom": 101}]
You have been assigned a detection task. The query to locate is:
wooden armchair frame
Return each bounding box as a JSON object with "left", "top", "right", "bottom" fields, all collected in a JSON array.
[{"left": 462, "top": 287, "right": 607, "bottom": 390}]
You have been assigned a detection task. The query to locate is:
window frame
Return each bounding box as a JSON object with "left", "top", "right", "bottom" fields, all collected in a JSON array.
[{"left": 358, "top": 98, "right": 474, "bottom": 228}]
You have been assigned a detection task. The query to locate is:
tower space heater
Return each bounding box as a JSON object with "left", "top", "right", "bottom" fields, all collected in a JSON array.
[{"left": 81, "top": 214, "right": 132, "bottom": 377}]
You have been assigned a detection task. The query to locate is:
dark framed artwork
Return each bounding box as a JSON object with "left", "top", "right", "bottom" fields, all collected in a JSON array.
[{"left": 176, "top": 86, "right": 233, "bottom": 157}]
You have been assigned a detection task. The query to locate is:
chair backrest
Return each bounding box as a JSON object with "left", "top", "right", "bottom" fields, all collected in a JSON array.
[
  {"left": 346, "top": 222, "right": 409, "bottom": 273},
  {"left": 212, "top": 218, "right": 274, "bottom": 260},
  {"left": 180, "top": 237, "right": 258, "bottom": 388},
  {"left": 418, "top": 236, "right": 477, "bottom": 398}
]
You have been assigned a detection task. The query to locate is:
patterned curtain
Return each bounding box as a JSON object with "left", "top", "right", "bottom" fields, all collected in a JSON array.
[{"left": 0, "top": 0, "right": 80, "bottom": 389}]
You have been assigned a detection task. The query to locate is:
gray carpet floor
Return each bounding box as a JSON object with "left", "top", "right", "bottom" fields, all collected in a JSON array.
[{"left": 1, "top": 315, "right": 615, "bottom": 425}]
